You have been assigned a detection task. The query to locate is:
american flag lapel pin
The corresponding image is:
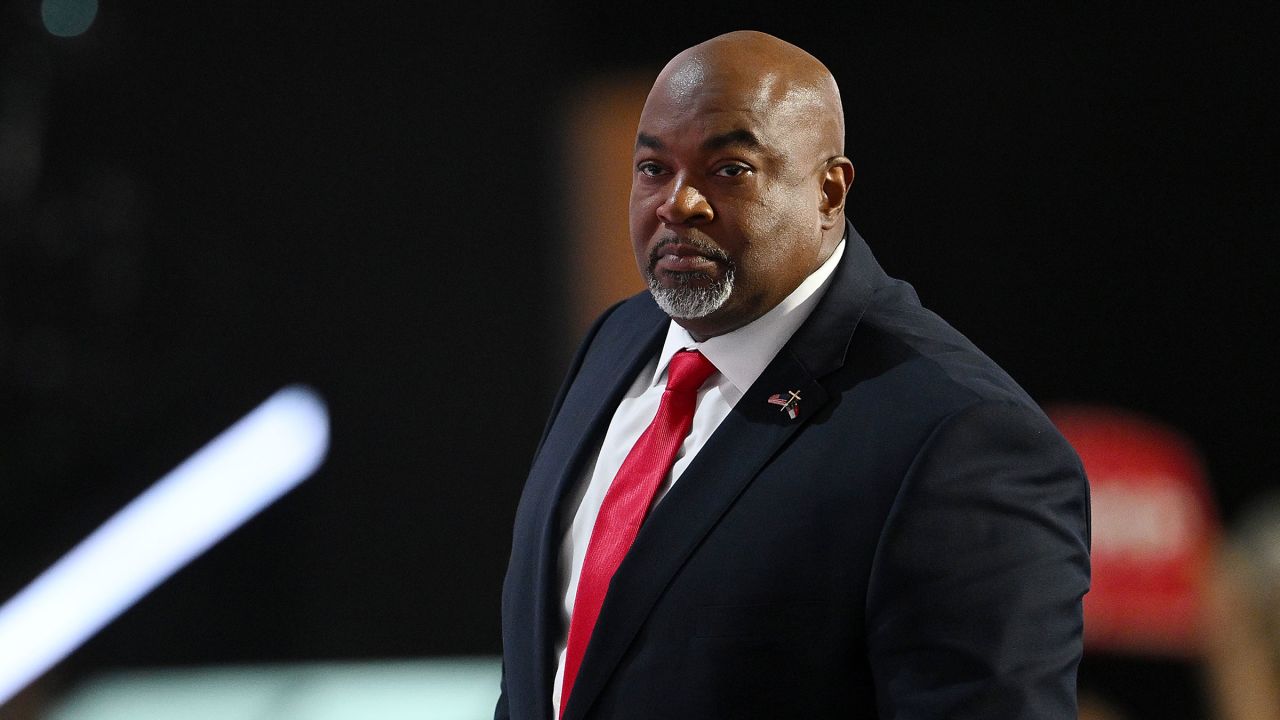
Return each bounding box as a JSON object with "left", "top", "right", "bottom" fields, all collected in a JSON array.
[{"left": 767, "top": 390, "right": 801, "bottom": 420}]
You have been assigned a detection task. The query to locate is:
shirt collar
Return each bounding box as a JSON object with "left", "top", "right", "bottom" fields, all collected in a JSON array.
[{"left": 651, "top": 239, "right": 846, "bottom": 401}]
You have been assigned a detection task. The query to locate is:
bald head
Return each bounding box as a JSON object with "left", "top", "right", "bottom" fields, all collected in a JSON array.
[{"left": 652, "top": 31, "right": 845, "bottom": 160}]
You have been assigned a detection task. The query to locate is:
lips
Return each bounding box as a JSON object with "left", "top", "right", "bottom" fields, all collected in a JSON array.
[
  {"left": 654, "top": 244, "right": 722, "bottom": 273},
  {"left": 648, "top": 239, "right": 728, "bottom": 276}
]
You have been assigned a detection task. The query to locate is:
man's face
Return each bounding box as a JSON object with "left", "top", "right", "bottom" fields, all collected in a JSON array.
[{"left": 629, "top": 63, "right": 831, "bottom": 340}]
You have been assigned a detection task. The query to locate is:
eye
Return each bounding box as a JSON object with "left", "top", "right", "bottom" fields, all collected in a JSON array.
[
  {"left": 714, "top": 163, "right": 752, "bottom": 178},
  {"left": 637, "top": 161, "right": 667, "bottom": 177}
]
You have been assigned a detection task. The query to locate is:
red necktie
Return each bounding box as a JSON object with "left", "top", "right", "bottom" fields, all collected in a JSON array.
[{"left": 559, "top": 349, "right": 718, "bottom": 717}]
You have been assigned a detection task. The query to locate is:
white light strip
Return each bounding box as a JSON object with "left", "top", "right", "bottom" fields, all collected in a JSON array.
[{"left": 0, "top": 385, "right": 330, "bottom": 707}]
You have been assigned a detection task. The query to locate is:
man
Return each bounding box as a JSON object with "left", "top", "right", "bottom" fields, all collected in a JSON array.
[{"left": 497, "top": 30, "right": 1090, "bottom": 720}]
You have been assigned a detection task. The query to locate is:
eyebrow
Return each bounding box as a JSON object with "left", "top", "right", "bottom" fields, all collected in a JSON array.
[
  {"left": 634, "top": 129, "right": 765, "bottom": 153},
  {"left": 701, "top": 129, "right": 763, "bottom": 152},
  {"left": 636, "top": 132, "right": 663, "bottom": 151}
]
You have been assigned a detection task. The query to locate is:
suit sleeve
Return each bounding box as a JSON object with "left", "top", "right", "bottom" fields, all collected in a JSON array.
[{"left": 866, "top": 400, "right": 1091, "bottom": 720}]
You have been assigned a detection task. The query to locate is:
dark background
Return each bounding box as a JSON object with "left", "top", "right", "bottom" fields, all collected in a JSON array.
[{"left": 1, "top": 0, "right": 1276, "bottom": 706}]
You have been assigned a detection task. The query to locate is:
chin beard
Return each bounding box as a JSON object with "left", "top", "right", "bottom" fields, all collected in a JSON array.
[{"left": 645, "top": 267, "right": 735, "bottom": 319}]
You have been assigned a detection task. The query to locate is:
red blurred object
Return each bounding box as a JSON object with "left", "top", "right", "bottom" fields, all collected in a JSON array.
[{"left": 1048, "top": 405, "right": 1219, "bottom": 657}]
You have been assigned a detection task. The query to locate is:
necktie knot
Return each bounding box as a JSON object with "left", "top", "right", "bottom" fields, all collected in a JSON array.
[{"left": 665, "top": 350, "right": 718, "bottom": 395}]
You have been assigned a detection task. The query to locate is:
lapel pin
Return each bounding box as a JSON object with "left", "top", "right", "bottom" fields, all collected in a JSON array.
[{"left": 767, "top": 390, "right": 802, "bottom": 420}]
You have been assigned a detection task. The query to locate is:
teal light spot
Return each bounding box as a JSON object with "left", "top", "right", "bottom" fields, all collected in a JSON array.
[{"left": 41, "top": 0, "right": 99, "bottom": 38}]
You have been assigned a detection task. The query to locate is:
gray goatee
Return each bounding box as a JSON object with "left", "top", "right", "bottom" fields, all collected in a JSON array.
[{"left": 644, "top": 236, "right": 736, "bottom": 319}]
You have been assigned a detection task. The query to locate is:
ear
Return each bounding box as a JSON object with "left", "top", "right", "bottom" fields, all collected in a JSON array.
[{"left": 818, "top": 157, "right": 854, "bottom": 230}]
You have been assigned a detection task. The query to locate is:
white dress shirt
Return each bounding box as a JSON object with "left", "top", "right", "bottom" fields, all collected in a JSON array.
[{"left": 551, "top": 240, "right": 845, "bottom": 714}]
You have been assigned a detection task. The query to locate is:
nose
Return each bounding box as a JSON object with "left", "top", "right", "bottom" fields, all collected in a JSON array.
[{"left": 656, "top": 181, "right": 713, "bottom": 226}]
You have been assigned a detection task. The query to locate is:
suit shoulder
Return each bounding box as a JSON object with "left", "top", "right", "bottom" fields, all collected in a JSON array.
[{"left": 848, "top": 279, "right": 1042, "bottom": 417}]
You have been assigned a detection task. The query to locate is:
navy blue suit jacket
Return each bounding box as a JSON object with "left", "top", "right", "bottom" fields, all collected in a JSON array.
[{"left": 497, "top": 224, "right": 1090, "bottom": 719}]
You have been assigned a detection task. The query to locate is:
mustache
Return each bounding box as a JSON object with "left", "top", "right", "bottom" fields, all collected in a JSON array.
[{"left": 647, "top": 236, "right": 732, "bottom": 271}]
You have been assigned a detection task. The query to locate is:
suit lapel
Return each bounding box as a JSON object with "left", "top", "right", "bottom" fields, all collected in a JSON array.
[
  {"left": 561, "top": 350, "right": 827, "bottom": 720},
  {"left": 562, "top": 224, "right": 881, "bottom": 720},
  {"left": 521, "top": 300, "right": 668, "bottom": 717}
]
